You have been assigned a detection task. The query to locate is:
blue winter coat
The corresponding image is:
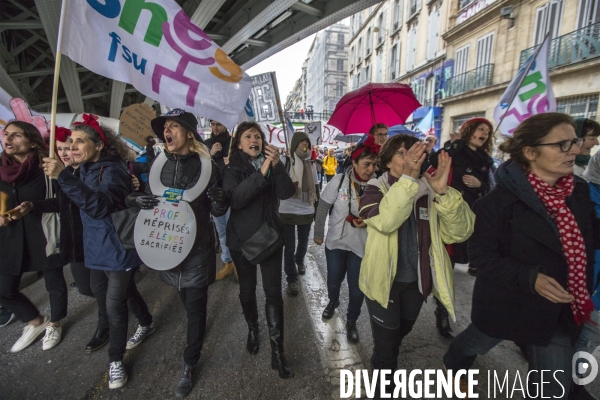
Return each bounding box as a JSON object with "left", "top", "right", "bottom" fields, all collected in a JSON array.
[{"left": 58, "top": 156, "right": 140, "bottom": 271}]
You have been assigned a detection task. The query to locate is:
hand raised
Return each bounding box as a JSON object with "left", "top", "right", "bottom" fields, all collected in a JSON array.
[
  {"left": 424, "top": 150, "right": 451, "bottom": 195},
  {"left": 402, "top": 141, "right": 427, "bottom": 179}
]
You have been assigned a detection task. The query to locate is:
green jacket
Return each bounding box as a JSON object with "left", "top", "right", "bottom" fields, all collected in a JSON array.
[{"left": 359, "top": 173, "right": 475, "bottom": 320}]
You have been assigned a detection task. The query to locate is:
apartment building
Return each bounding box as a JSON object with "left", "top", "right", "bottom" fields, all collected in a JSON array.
[
  {"left": 438, "top": 0, "right": 599, "bottom": 141},
  {"left": 347, "top": 0, "right": 452, "bottom": 139},
  {"left": 347, "top": 0, "right": 599, "bottom": 143}
]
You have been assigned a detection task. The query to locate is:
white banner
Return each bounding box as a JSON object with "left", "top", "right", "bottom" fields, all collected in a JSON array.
[
  {"left": 304, "top": 121, "right": 322, "bottom": 145},
  {"left": 248, "top": 72, "right": 281, "bottom": 124},
  {"left": 494, "top": 34, "right": 556, "bottom": 136},
  {"left": 261, "top": 123, "right": 348, "bottom": 148},
  {"left": 60, "top": 0, "right": 252, "bottom": 128}
]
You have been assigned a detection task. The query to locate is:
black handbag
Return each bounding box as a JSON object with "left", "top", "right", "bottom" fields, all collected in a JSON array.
[
  {"left": 241, "top": 218, "right": 283, "bottom": 265},
  {"left": 111, "top": 208, "right": 138, "bottom": 250}
]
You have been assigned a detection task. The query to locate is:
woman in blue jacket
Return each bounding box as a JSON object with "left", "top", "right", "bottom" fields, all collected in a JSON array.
[{"left": 43, "top": 114, "right": 154, "bottom": 390}]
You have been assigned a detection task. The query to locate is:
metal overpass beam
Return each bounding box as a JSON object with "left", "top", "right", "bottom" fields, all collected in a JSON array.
[
  {"left": 191, "top": 0, "right": 228, "bottom": 29},
  {"left": 238, "top": 0, "right": 380, "bottom": 69},
  {"left": 221, "top": 0, "right": 298, "bottom": 54},
  {"left": 0, "top": 64, "right": 26, "bottom": 99},
  {"left": 109, "top": 81, "right": 127, "bottom": 119},
  {"left": 35, "top": 0, "right": 84, "bottom": 113}
]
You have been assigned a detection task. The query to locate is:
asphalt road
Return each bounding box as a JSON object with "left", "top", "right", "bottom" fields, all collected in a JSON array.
[{"left": 1, "top": 228, "right": 599, "bottom": 399}]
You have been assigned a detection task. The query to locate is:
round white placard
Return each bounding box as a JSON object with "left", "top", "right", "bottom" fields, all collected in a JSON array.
[
  {"left": 148, "top": 151, "right": 212, "bottom": 202},
  {"left": 134, "top": 200, "right": 197, "bottom": 270}
]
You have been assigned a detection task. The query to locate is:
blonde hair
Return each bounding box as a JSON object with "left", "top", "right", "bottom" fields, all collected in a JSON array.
[{"left": 161, "top": 135, "right": 211, "bottom": 159}]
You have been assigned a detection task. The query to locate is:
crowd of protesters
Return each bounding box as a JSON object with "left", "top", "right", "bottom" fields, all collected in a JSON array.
[{"left": 1, "top": 108, "right": 599, "bottom": 400}]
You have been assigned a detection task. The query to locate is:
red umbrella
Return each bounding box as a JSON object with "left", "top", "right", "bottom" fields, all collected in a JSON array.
[{"left": 328, "top": 83, "right": 421, "bottom": 135}]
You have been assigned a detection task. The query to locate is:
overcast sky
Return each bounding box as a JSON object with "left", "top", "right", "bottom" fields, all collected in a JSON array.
[{"left": 247, "top": 34, "right": 316, "bottom": 107}]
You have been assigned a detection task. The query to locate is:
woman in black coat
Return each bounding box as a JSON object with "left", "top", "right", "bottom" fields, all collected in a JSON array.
[
  {"left": 222, "top": 121, "right": 296, "bottom": 379},
  {"left": 443, "top": 113, "right": 597, "bottom": 399},
  {"left": 430, "top": 117, "right": 494, "bottom": 339},
  {"left": 0, "top": 121, "right": 67, "bottom": 353},
  {"left": 128, "top": 109, "right": 228, "bottom": 398}
]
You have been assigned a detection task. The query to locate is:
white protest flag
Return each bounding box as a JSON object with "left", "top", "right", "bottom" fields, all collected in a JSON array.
[
  {"left": 59, "top": 0, "right": 252, "bottom": 128},
  {"left": 493, "top": 33, "right": 556, "bottom": 136}
]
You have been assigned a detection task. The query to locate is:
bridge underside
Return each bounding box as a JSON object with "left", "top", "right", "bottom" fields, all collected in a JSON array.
[{"left": 0, "top": 0, "right": 379, "bottom": 117}]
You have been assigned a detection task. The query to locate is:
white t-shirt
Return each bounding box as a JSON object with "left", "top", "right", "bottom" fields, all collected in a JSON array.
[
  {"left": 320, "top": 173, "right": 368, "bottom": 258},
  {"left": 279, "top": 197, "right": 314, "bottom": 215}
]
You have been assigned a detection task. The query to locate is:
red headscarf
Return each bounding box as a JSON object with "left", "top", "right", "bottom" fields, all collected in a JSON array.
[
  {"left": 351, "top": 134, "right": 381, "bottom": 161},
  {"left": 73, "top": 114, "right": 107, "bottom": 145}
]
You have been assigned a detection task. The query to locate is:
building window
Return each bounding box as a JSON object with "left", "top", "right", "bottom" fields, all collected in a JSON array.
[
  {"left": 407, "top": 0, "right": 422, "bottom": 19},
  {"left": 350, "top": 46, "right": 355, "bottom": 69},
  {"left": 337, "top": 82, "right": 345, "bottom": 97},
  {"left": 476, "top": 33, "right": 494, "bottom": 67},
  {"left": 377, "top": 12, "right": 385, "bottom": 44},
  {"left": 393, "top": 0, "right": 404, "bottom": 31},
  {"left": 577, "top": 0, "right": 600, "bottom": 28},
  {"left": 358, "top": 37, "right": 363, "bottom": 63},
  {"left": 455, "top": 45, "right": 470, "bottom": 75},
  {"left": 556, "top": 94, "right": 599, "bottom": 119},
  {"left": 337, "top": 59, "right": 344, "bottom": 71},
  {"left": 425, "top": 76, "right": 436, "bottom": 106},
  {"left": 453, "top": 112, "right": 485, "bottom": 132},
  {"left": 389, "top": 43, "right": 400, "bottom": 80},
  {"left": 366, "top": 28, "right": 372, "bottom": 55},
  {"left": 338, "top": 33, "right": 345, "bottom": 44},
  {"left": 426, "top": 8, "right": 441, "bottom": 61},
  {"left": 406, "top": 28, "right": 416, "bottom": 72},
  {"left": 533, "top": 0, "right": 564, "bottom": 46},
  {"left": 412, "top": 77, "right": 426, "bottom": 104}
]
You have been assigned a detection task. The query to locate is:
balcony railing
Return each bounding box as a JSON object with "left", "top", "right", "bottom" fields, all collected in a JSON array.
[
  {"left": 445, "top": 63, "right": 494, "bottom": 97},
  {"left": 519, "top": 22, "right": 600, "bottom": 69},
  {"left": 287, "top": 111, "right": 333, "bottom": 122}
]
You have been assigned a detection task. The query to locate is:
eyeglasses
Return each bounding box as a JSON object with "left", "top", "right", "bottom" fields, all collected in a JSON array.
[
  {"left": 374, "top": 132, "right": 389, "bottom": 137},
  {"left": 394, "top": 150, "right": 406, "bottom": 157},
  {"left": 533, "top": 138, "right": 584, "bottom": 152}
]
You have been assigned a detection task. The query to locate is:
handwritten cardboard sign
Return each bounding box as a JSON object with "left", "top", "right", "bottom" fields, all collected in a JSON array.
[{"left": 120, "top": 103, "right": 156, "bottom": 148}]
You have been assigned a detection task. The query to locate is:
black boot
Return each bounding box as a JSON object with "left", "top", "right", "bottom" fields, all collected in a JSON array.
[
  {"left": 240, "top": 299, "right": 259, "bottom": 355},
  {"left": 85, "top": 327, "right": 109, "bottom": 352},
  {"left": 174, "top": 363, "right": 194, "bottom": 398},
  {"left": 266, "top": 303, "right": 294, "bottom": 379},
  {"left": 434, "top": 298, "right": 454, "bottom": 339},
  {"left": 346, "top": 320, "right": 359, "bottom": 343}
]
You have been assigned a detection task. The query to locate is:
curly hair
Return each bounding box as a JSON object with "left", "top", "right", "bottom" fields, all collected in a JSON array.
[
  {"left": 460, "top": 120, "right": 494, "bottom": 154},
  {"left": 498, "top": 113, "right": 576, "bottom": 167},
  {"left": 2, "top": 121, "right": 48, "bottom": 165},
  {"left": 71, "top": 123, "right": 134, "bottom": 162}
]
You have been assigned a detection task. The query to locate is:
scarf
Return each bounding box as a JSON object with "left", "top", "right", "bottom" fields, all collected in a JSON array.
[
  {"left": 0, "top": 154, "right": 39, "bottom": 187},
  {"left": 583, "top": 151, "right": 600, "bottom": 185},
  {"left": 291, "top": 147, "right": 317, "bottom": 204},
  {"left": 527, "top": 171, "right": 593, "bottom": 325},
  {"left": 249, "top": 153, "right": 266, "bottom": 171}
]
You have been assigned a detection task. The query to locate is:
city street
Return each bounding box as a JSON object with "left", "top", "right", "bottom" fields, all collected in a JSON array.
[{"left": 1, "top": 230, "right": 599, "bottom": 399}]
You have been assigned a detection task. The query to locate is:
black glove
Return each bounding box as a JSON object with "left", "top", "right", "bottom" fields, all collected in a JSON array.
[
  {"left": 134, "top": 195, "right": 160, "bottom": 210},
  {"left": 207, "top": 186, "right": 227, "bottom": 207}
]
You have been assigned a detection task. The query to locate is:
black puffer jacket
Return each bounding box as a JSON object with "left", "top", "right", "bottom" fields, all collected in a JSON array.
[
  {"left": 203, "top": 132, "right": 231, "bottom": 176},
  {"left": 136, "top": 151, "right": 226, "bottom": 289},
  {"left": 222, "top": 151, "right": 295, "bottom": 252},
  {"left": 33, "top": 167, "right": 84, "bottom": 264}
]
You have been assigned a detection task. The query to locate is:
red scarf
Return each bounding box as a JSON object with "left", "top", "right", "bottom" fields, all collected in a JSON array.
[
  {"left": 527, "top": 171, "right": 593, "bottom": 325},
  {"left": 0, "top": 154, "right": 39, "bottom": 187}
]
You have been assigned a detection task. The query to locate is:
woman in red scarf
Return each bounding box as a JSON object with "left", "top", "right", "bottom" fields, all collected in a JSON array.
[
  {"left": 443, "top": 113, "right": 596, "bottom": 398},
  {"left": 0, "top": 121, "right": 68, "bottom": 353},
  {"left": 312, "top": 136, "right": 380, "bottom": 343}
]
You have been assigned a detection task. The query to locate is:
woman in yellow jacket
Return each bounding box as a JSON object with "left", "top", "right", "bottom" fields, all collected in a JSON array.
[
  {"left": 358, "top": 134, "right": 474, "bottom": 397},
  {"left": 322, "top": 148, "right": 338, "bottom": 182}
]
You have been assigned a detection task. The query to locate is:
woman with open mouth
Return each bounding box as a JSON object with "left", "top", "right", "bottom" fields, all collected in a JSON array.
[
  {"left": 430, "top": 117, "right": 494, "bottom": 338},
  {"left": 0, "top": 121, "right": 68, "bottom": 354},
  {"left": 222, "top": 121, "right": 296, "bottom": 379}
]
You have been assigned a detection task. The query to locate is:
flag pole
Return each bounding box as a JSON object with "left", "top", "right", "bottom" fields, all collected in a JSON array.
[
  {"left": 492, "top": 31, "right": 551, "bottom": 138},
  {"left": 49, "top": 0, "right": 69, "bottom": 159},
  {"left": 270, "top": 72, "right": 290, "bottom": 154}
]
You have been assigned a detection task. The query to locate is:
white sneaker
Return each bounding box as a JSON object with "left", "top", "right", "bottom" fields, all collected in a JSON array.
[
  {"left": 126, "top": 322, "right": 156, "bottom": 350},
  {"left": 42, "top": 326, "right": 62, "bottom": 350},
  {"left": 108, "top": 361, "right": 128, "bottom": 389},
  {"left": 10, "top": 316, "right": 50, "bottom": 353}
]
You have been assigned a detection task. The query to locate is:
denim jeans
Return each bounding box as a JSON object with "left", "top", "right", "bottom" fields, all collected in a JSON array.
[
  {"left": 325, "top": 247, "right": 364, "bottom": 322},
  {"left": 282, "top": 222, "right": 312, "bottom": 283},
  {"left": 213, "top": 209, "right": 232, "bottom": 264},
  {"left": 178, "top": 286, "right": 208, "bottom": 366},
  {"left": 575, "top": 310, "right": 600, "bottom": 353},
  {"left": 90, "top": 269, "right": 152, "bottom": 362},
  {"left": 444, "top": 323, "right": 575, "bottom": 399}
]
